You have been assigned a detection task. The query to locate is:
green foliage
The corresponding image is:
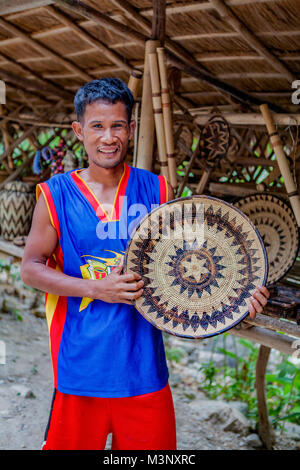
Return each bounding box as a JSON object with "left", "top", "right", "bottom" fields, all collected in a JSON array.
[
  {"left": 165, "top": 347, "right": 185, "bottom": 364},
  {"left": 12, "top": 309, "right": 23, "bottom": 322},
  {"left": 0, "top": 258, "right": 12, "bottom": 273},
  {"left": 0, "top": 258, "right": 21, "bottom": 281},
  {"left": 198, "top": 335, "right": 300, "bottom": 429}
]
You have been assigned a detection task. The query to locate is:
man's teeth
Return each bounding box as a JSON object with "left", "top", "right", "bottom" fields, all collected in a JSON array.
[{"left": 99, "top": 148, "right": 118, "bottom": 153}]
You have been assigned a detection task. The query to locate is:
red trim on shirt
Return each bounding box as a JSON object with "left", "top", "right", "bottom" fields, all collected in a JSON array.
[
  {"left": 49, "top": 296, "right": 67, "bottom": 388},
  {"left": 158, "top": 175, "right": 168, "bottom": 205},
  {"left": 70, "top": 163, "right": 131, "bottom": 222}
]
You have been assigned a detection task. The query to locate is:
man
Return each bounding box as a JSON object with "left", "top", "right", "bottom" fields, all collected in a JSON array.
[{"left": 21, "top": 78, "right": 269, "bottom": 450}]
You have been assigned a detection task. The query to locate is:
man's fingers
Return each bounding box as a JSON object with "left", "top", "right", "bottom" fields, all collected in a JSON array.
[
  {"left": 256, "top": 285, "right": 270, "bottom": 298},
  {"left": 120, "top": 280, "right": 144, "bottom": 291},
  {"left": 248, "top": 296, "right": 263, "bottom": 314},
  {"left": 119, "top": 272, "right": 142, "bottom": 282},
  {"left": 252, "top": 290, "right": 268, "bottom": 307},
  {"left": 248, "top": 301, "right": 256, "bottom": 319},
  {"left": 121, "top": 289, "right": 144, "bottom": 301}
]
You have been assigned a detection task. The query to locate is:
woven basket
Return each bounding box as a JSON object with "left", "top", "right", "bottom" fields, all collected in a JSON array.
[
  {"left": 0, "top": 181, "right": 35, "bottom": 241},
  {"left": 234, "top": 193, "right": 299, "bottom": 285}
]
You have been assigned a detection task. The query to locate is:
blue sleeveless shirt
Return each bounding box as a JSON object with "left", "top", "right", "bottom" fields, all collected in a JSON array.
[{"left": 37, "top": 163, "right": 169, "bottom": 397}]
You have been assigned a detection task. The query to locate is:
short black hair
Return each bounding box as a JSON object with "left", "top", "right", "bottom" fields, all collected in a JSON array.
[{"left": 74, "top": 77, "right": 134, "bottom": 123}]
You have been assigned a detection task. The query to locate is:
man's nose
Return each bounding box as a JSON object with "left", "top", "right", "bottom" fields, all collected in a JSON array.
[{"left": 101, "top": 127, "right": 115, "bottom": 144}]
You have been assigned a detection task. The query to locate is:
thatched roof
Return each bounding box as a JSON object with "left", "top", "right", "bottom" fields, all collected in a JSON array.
[{"left": 0, "top": 0, "right": 300, "bottom": 116}]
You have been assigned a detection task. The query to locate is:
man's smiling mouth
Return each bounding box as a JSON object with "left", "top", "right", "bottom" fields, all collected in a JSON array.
[{"left": 98, "top": 147, "right": 119, "bottom": 155}]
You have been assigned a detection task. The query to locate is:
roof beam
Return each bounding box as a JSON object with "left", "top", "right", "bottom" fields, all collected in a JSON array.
[
  {"left": 54, "top": 0, "right": 286, "bottom": 112},
  {"left": 0, "top": 16, "right": 92, "bottom": 82},
  {"left": 0, "top": 51, "right": 73, "bottom": 100},
  {"left": 151, "top": 0, "right": 166, "bottom": 43},
  {"left": 140, "top": 0, "right": 283, "bottom": 17},
  {"left": 0, "top": 0, "right": 53, "bottom": 15},
  {"left": 208, "top": 0, "right": 295, "bottom": 82},
  {"left": 0, "top": 68, "right": 58, "bottom": 103},
  {"left": 45, "top": 5, "right": 133, "bottom": 74},
  {"left": 108, "top": 0, "right": 209, "bottom": 73}
]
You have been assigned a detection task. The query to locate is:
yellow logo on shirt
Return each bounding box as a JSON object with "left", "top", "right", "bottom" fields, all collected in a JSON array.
[{"left": 79, "top": 250, "right": 124, "bottom": 311}]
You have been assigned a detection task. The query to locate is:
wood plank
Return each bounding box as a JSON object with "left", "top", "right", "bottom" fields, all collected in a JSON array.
[
  {"left": 194, "top": 113, "right": 300, "bottom": 126},
  {"left": 244, "top": 313, "right": 300, "bottom": 338},
  {"left": 0, "top": 238, "right": 24, "bottom": 259},
  {"left": 140, "top": 0, "right": 280, "bottom": 17},
  {"left": 0, "top": 0, "right": 53, "bottom": 15},
  {"left": 229, "top": 325, "right": 296, "bottom": 355}
]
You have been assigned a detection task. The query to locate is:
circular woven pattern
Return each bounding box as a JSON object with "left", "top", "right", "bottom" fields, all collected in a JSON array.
[
  {"left": 234, "top": 193, "right": 299, "bottom": 285},
  {"left": 125, "top": 196, "right": 268, "bottom": 339},
  {"left": 199, "top": 115, "right": 230, "bottom": 168}
]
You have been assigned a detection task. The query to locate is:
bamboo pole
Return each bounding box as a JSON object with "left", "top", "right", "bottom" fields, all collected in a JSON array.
[
  {"left": 127, "top": 69, "right": 143, "bottom": 101},
  {"left": 156, "top": 47, "right": 178, "bottom": 190},
  {"left": 136, "top": 40, "right": 159, "bottom": 171},
  {"left": 148, "top": 53, "right": 169, "bottom": 180},
  {"left": 260, "top": 104, "right": 300, "bottom": 227},
  {"left": 148, "top": 52, "right": 169, "bottom": 180}
]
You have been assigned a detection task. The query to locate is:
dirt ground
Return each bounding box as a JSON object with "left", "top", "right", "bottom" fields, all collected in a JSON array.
[{"left": 0, "top": 308, "right": 298, "bottom": 451}]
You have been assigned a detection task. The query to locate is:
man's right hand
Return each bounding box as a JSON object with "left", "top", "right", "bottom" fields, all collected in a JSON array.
[{"left": 91, "top": 260, "right": 144, "bottom": 305}]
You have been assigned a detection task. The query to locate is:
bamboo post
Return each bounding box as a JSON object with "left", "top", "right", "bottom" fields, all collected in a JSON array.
[
  {"left": 136, "top": 40, "right": 159, "bottom": 171},
  {"left": 132, "top": 102, "right": 139, "bottom": 167},
  {"left": 260, "top": 104, "right": 300, "bottom": 227},
  {"left": 128, "top": 69, "right": 142, "bottom": 167},
  {"left": 127, "top": 69, "right": 143, "bottom": 101},
  {"left": 148, "top": 52, "right": 169, "bottom": 180},
  {"left": 156, "top": 47, "right": 178, "bottom": 190}
]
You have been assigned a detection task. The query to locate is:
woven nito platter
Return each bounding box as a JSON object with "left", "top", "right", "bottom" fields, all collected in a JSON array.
[
  {"left": 125, "top": 196, "right": 268, "bottom": 339},
  {"left": 234, "top": 194, "right": 299, "bottom": 285},
  {"left": 199, "top": 115, "right": 230, "bottom": 168}
]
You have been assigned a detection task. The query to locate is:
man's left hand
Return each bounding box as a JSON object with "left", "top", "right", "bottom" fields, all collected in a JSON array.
[{"left": 247, "top": 285, "right": 270, "bottom": 319}]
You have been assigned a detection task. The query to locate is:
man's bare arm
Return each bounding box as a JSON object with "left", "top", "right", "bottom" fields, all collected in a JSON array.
[
  {"left": 21, "top": 194, "right": 143, "bottom": 304},
  {"left": 167, "top": 182, "right": 175, "bottom": 202}
]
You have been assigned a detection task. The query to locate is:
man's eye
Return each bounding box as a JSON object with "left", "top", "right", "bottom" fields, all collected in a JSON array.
[{"left": 94, "top": 124, "right": 102, "bottom": 128}]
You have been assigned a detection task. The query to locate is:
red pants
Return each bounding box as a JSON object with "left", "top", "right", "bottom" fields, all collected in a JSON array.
[{"left": 42, "top": 383, "right": 177, "bottom": 450}]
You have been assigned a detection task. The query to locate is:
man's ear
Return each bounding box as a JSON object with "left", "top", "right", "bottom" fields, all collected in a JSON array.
[
  {"left": 72, "top": 121, "right": 83, "bottom": 142},
  {"left": 129, "top": 119, "right": 136, "bottom": 140}
]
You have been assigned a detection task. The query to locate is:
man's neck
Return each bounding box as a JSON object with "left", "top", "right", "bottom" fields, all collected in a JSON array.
[{"left": 81, "top": 161, "right": 125, "bottom": 187}]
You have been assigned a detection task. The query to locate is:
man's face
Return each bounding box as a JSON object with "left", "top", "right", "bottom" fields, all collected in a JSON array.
[{"left": 72, "top": 99, "right": 135, "bottom": 169}]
